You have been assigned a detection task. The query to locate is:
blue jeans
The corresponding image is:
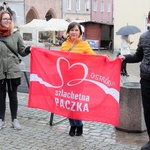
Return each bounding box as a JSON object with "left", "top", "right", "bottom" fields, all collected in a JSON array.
[{"left": 69, "top": 119, "right": 83, "bottom": 127}]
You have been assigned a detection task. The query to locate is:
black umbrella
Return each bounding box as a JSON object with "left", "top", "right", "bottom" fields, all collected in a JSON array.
[{"left": 116, "top": 25, "right": 141, "bottom": 35}]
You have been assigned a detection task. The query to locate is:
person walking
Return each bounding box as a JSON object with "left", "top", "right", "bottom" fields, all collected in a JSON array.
[
  {"left": 0, "top": 2, "right": 13, "bottom": 16},
  {"left": 0, "top": 10, "right": 31, "bottom": 130},
  {"left": 120, "top": 11, "right": 150, "bottom": 150},
  {"left": 60, "top": 22, "right": 96, "bottom": 137},
  {"left": 120, "top": 35, "right": 133, "bottom": 76}
]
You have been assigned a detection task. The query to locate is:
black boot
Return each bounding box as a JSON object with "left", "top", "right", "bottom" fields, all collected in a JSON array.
[
  {"left": 125, "top": 73, "right": 129, "bottom": 77},
  {"left": 76, "top": 125, "right": 83, "bottom": 136},
  {"left": 121, "top": 71, "right": 125, "bottom": 76},
  {"left": 69, "top": 126, "right": 76, "bottom": 136},
  {"left": 141, "top": 141, "right": 150, "bottom": 150}
]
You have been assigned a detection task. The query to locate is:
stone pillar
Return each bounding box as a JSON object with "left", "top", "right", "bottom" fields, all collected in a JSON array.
[{"left": 116, "top": 82, "right": 147, "bottom": 133}]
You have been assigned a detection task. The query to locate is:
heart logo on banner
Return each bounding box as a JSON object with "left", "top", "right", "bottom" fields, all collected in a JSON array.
[{"left": 57, "top": 57, "right": 88, "bottom": 86}]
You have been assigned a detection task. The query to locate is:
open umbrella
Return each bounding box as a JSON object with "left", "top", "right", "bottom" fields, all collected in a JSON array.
[{"left": 116, "top": 25, "right": 141, "bottom": 35}]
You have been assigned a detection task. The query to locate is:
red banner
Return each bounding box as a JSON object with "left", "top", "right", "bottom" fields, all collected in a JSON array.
[{"left": 28, "top": 47, "right": 121, "bottom": 126}]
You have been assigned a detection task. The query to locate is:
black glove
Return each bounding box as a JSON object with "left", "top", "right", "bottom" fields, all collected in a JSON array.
[{"left": 25, "top": 46, "right": 31, "bottom": 54}]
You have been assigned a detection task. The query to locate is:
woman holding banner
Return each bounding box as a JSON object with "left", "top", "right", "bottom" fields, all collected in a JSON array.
[
  {"left": 60, "top": 22, "right": 96, "bottom": 136},
  {"left": 0, "top": 10, "right": 31, "bottom": 130}
]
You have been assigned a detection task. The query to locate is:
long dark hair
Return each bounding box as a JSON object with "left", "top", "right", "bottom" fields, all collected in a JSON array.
[{"left": 66, "top": 22, "right": 82, "bottom": 36}]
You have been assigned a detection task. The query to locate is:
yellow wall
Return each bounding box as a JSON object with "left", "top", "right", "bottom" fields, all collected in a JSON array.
[{"left": 114, "top": 0, "right": 150, "bottom": 51}]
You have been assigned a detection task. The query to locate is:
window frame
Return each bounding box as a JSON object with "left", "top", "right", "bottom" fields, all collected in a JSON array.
[
  {"left": 76, "top": 0, "right": 80, "bottom": 11},
  {"left": 85, "top": 0, "right": 90, "bottom": 11},
  {"left": 67, "top": 0, "right": 71, "bottom": 10},
  {"left": 101, "top": 0, "right": 104, "bottom": 12},
  {"left": 93, "top": 0, "right": 97, "bottom": 11}
]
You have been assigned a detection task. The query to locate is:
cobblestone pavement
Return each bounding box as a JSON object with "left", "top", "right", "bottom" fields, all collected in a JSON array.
[{"left": 0, "top": 49, "right": 147, "bottom": 150}]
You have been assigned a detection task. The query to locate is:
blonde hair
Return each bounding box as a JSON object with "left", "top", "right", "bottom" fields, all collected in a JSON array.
[{"left": 11, "top": 20, "right": 14, "bottom": 33}]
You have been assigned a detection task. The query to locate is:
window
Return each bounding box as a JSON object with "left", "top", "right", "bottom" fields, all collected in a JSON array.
[
  {"left": 67, "top": 0, "right": 71, "bottom": 10},
  {"left": 86, "top": 40, "right": 99, "bottom": 49},
  {"left": 23, "top": 33, "right": 32, "bottom": 41},
  {"left": 85, "top": 0, "right": 90, "bottom": 11},
  {"left": 76, "top": 0, "right": 80, "bottom": 10},
  {"left": 93, "top": 0, "right": 97, "bottom": 11},
  {"left": 101, "top": 0, "right": 104, "bottom": 12},
  {"left": 107, "top": 0, "right": 110, "bottom": 12}
]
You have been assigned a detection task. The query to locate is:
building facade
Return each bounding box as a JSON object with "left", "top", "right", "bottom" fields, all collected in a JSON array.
[
  {"left": 62, "top": 0, "right": 91, "bottom": 22},
  {"left": 25, "top": 0, "right": 62, "bottom": 23},
  {"left": 2, "top": 0, "right": 114, "bottom": 25},
  {"left": 91, "top": 0, "right": 113, "bottom": 24},
  {"left": 1, "top": 0, "right": 115, "bottom": 49}
]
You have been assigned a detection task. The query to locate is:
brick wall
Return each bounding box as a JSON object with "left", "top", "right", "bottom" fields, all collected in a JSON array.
[
  {"left": 84, "top": 24, "right": 101, "bottom": 40},
  {"left": 25, "top": 0, "right": 62, "bottom": 20}
]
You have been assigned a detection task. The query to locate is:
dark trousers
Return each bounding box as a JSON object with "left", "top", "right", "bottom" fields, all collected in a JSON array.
[
  {"left": 0, "top": 78, "right": 20, "bottom": 121},
  {"left": 121, "top": 61, "right": 127, "bottom": 74},
  {"left": 69, "top": 119, "right": 83, "bottom": 126},
  {"left": 117, "top": 52, "right": 128, "bottom": 74},
  {"left": 140, "top": 78, "right": 150, "bottom": 139}
]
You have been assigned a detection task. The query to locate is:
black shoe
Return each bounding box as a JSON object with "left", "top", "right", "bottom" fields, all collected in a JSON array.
[
  {"left": 121, "top": 72, "right": 126, "bottom": 76},
  {"left": 76, "top": 125, "right": 83, "bottom": 136},
  {"left": 125, "top": 73, "right": 129, "bottom": 77},
  {"left": 141, "top": 141, "right": 150, "bottom": 150},
  {"left": 69, "top": 126, "right": 76, "bottom": 136}
]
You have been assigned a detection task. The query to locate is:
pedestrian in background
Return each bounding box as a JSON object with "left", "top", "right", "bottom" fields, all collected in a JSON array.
[
  {"left": 60, "top": 22, "right": 96, "bottom": 136},
  {"left": 147, "top": 11, "right": 150, "bottom": 23},
  {"left": 120, "top": 35, "right": 133, "bottom": 76},
  {"left": 120, "top": 11, "right": 150, "bottom": 150},
  {"left": 0, "top": 2, "right": 13, "bottom": 16},
  {"left": 0, "top": 11, "right": 31, "bottom": 130}
]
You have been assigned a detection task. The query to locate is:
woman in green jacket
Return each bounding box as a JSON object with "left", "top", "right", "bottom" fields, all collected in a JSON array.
[{"left": 0, "top": 10, "right": 30, "bottom": 130}]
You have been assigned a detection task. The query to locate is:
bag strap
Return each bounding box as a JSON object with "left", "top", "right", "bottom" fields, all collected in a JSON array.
[
  {"left": 0, "top": 37, "right": 19, "bottom": 58},
  {"left": 68, "top": 41, "right": 81, "bottom": 52}
]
